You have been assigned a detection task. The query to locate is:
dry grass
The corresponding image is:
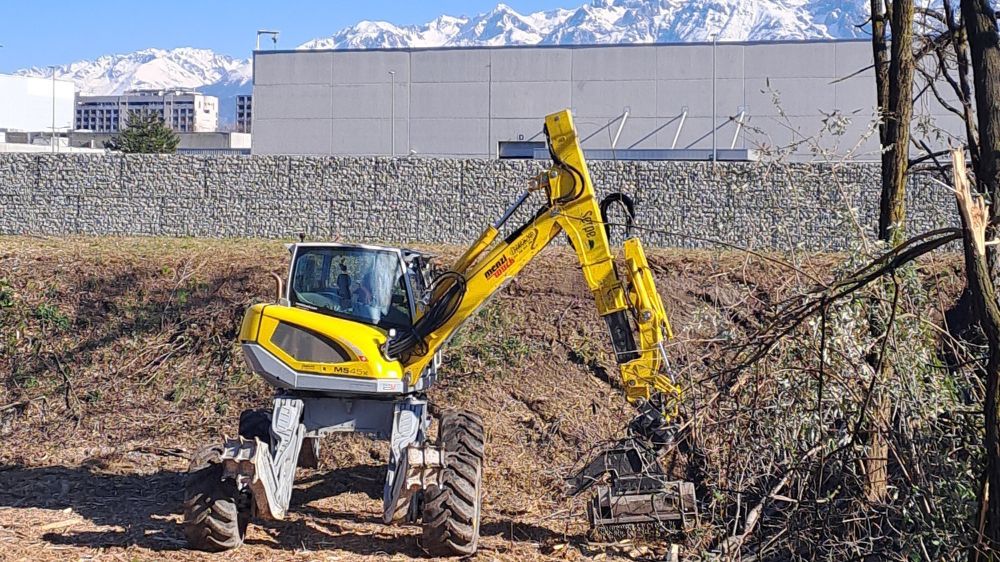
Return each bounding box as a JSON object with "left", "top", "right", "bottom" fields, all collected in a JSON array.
[{"left": 0, "top": 236, "right": 964, "bottom": 561}]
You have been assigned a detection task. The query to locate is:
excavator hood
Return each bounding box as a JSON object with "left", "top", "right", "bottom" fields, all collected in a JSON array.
[{"left": 239, "top": 303, "right": 407, "bottom": 394}]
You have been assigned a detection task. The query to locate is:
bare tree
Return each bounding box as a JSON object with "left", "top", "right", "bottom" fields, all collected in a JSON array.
[
  {"left": 961, "top": 1, "right": 1000, "bottom": 204},
  {"left": 952, "top": 151, "right": 1000, "bottom": 561},
  {"left": 867, "top": 0, "right": 917, "bottom": 506},
  {"left": 959, "top": 1, "right": 1000, "bottom": 557}
]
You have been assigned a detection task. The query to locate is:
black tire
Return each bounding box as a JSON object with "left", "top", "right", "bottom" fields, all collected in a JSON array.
[
  {"left": 182, "top": 444, "right": 249, "bottom": 552},
  {"left": 421, "top": 410, "right": 484, "bottom": 556},
  {"left": 238, "top": 409, "right": 271, "bottom": 442},
  {"left": 239, "top": 408, "right": 319, "bottom": 468},
  {"left": 438, "top": 410, "right": 485, "bottom": 461},
  {"left": 421, "top": 451, "right": 483, "bottom": 556}
]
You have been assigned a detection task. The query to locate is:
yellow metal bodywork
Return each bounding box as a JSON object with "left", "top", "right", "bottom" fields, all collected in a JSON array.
[
  {"left": 241, "top": 303, "right": 404, "bottom": 382},
  {"left": 239, "top": 108, "right": 681, "bottom": 418}
]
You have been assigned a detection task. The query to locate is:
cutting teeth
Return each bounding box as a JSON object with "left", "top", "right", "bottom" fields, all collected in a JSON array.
[{"left": 592, "top": 522, "right": 671, "bottom": 542}]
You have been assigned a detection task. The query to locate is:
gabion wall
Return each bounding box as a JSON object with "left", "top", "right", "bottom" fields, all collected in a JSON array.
[{"left": 0, "top": 154, "right": 955, "bottom": 251}]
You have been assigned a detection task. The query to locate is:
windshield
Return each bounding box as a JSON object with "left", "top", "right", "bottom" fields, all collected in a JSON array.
[{"left": 290, "top": 246, "right": 412, "bottom": 330}]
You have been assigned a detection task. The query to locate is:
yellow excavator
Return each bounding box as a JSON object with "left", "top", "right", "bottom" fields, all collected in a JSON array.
[{"left": 182, "top": 109, "right": 697, "bottom": 556}]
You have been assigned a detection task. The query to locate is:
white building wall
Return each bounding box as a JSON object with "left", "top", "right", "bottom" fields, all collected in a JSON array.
[
  {"left": 0, "top": 74, "right": 75, "bottom": 133},
  {"left": 252, "top": 40, "right": 961, "bottom": 160},
  {"left": 193, "top": 96, "right": 219, "bottom": 132}
]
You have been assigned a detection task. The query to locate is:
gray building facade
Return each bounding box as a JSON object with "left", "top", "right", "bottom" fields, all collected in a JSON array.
[{"left": 251, "top": 40, "right": 961, "bottom": 159}]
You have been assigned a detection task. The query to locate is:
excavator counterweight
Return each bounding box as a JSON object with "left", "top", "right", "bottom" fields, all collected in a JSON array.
[{"left": 182, "top": 109, "right": 697, "bottom": 556}]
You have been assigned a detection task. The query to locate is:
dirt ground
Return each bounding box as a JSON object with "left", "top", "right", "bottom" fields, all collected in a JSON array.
[{"left": 0, "top": 237, "right": 963, "bottom": 561}]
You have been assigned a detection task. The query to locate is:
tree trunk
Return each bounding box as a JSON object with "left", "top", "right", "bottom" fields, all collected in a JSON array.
[
  {"left": 872, "top": 0, "right": 891, "bottom": 145},
  {"left": 960, "top": 3, "right": 1000, "bottom": 557},
  {"left": 878, "top": 0, "right": 915, "bottom": 245},
  {"left": 863, "top": 364, "right": 892, "bottom": 504},
  {"left": 954, "top": 150, "right": 1000, "bottom": 560},
  {"left": 866, "top": 0, "right": 916, "bottom": 506},
  {"left": 962, "top": 0, "right": 1000, "bottom": 205},
  {"left": 944, "top": 0, "right": 981, "bottom": 174}
]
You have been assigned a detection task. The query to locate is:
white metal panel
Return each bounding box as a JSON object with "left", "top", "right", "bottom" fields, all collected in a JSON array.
[
  {"left": 0, "top": 74, "right": 75, "bottom": 133},
  {"left": 252, "top": 118, "right": 334, "bottom": 155},
  {"left": 490, "top": 81, "right": 572, "bottom": 119}
]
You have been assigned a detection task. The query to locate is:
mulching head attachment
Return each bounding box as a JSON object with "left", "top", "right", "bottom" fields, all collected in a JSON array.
[
  {"left": 588, "top": 475, "right": 697, "bottom": 540},
  {"left": 567, "top": 436, "right": 697, "bottom": 540}
]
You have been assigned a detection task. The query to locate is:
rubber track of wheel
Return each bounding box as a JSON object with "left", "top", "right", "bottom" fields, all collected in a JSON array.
[
  {"left": 420, "top": 451, "right": 481, "bottom": 556},
  {"left": 182, "top": 444, "right": 247, "bottom": 552}
]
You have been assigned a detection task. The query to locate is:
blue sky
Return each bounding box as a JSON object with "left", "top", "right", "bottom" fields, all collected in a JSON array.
[{"left": 0, "top": 0, "right": 577, "bottom": 73}]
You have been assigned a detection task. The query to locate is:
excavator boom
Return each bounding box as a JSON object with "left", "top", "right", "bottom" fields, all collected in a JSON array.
[{"left": 390, "top": 110, "right": 682, "bottom": 415}]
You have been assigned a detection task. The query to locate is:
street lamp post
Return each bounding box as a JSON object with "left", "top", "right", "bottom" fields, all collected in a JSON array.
[
  {"left": 256, "top": 30, "right": 280, "bottom": 51},
  {"left": 388, "top": 70, "right": 396, "bottom": 156},
  {"left": 48, "top": 65, "right": 57, "bottom": 153},
  {"left": 712, "top": 35, "right": 717, "bottom": 163}
]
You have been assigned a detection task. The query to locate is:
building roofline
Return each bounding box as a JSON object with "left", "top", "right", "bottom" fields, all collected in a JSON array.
[
  {"left": 76, "top": 92, "right": 219, "bottom": 100},
  {"left": 253, "top": 37, "right": 871, "bottom": 57}
]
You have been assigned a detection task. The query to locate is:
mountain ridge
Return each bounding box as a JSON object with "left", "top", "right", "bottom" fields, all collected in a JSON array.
[{"left": 13, "top": 0, "right": 877, "bottom": 124}]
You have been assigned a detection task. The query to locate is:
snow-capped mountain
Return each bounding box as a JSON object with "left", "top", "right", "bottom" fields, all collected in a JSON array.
[
  {"left": 15, "top": 48, "right": 252, "bottom": 126},
  {"left": 17, "top": 47, "right": 250, "bottom": 96},
  {"left": 299, "top": 0, "right": 874, "bottom": 50},
  {"left": 12, "top": 0, "right": 883, "bottom": 124}
]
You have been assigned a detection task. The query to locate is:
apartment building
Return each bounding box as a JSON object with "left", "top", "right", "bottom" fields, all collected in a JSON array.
[
  {"left": 236, "top": 95, "right": 252, "bottom": 133},
  {"left": 75, "top": 89, "right": 219, "bottom": 133}
]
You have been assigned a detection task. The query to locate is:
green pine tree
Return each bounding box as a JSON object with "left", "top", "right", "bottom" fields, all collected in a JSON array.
[{"left": 105, "top": 110, "right": 180, "bottom": 154}]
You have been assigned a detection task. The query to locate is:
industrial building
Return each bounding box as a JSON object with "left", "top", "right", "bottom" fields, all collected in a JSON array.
[
  {"left": 75, "top": 89, "right": 219, "bottom": 133},
  {"left": 236, "top": 95, "right": 252, "bottom": 133},
  {"left": 250, "top": 39, "right": 960, "bottom": 159},
  {"left": 0, "top": 73, "right": 75, "bottom": 134}
]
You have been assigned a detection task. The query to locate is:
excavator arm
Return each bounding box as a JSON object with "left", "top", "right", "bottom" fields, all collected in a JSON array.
[
  {"left": 392, "top": 109, "right": 681, "bottom": 419},
  {"left": 386, "top": 109, "right": 696, "bottom": 535}
]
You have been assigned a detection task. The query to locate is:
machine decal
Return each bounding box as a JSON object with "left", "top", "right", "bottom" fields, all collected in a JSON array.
[
  {"left": 298, "top": 363, "right": 367, "bottom": 376},
  {"left": 484, "top": 255, "right": 514, "bottom": 279},
  {"left": 377, "top": 380, "right": 404, "bottom": 393},
  {"left": 510, "top": 229, "right": 538, "bottom": 257},
  {"left": 581, "top": 211, "right": 598, "bottom": 249},
  {"left": 330, "top": 365, "right": 366, "bottom": 376}
]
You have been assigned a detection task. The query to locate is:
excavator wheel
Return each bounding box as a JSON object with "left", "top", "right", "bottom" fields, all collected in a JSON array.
[
  {"left": 421, "top": 410, "right": 484, "bottom": 556},
  {"left": 421, "top": 451, "right": 482, "bottom": 556},
  {"left": 438, "top": 410, "right": 485, "bottom": 461},
  {"left": 238, "top": 408, "right": 320, "bottom": 469},
  {"left": 238, "top": 409, "right": 271, "bottom": 442},
  {"left": 182, "top": 444, "right": 249, "bottom": 551}
]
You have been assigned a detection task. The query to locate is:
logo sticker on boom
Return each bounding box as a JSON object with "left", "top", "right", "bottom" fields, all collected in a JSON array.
[
  {"left": 510, "top": 229, "right": 538, "bottom": 257},
  {"left": 582, "top": 211, "right": 599, "bottom": 249},
  {"left": 484, "top": 255, "right": 514, "bottom": 280}
]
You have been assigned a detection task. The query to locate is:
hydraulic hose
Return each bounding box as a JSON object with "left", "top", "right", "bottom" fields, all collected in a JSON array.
[{"left": 384, "top": 271, "right": 467, "bottom": 362}]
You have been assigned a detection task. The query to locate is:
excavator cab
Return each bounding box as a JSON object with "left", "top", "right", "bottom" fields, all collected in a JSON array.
[{"left": 288, "top": 243, "right": 421, "bottom": 331}]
